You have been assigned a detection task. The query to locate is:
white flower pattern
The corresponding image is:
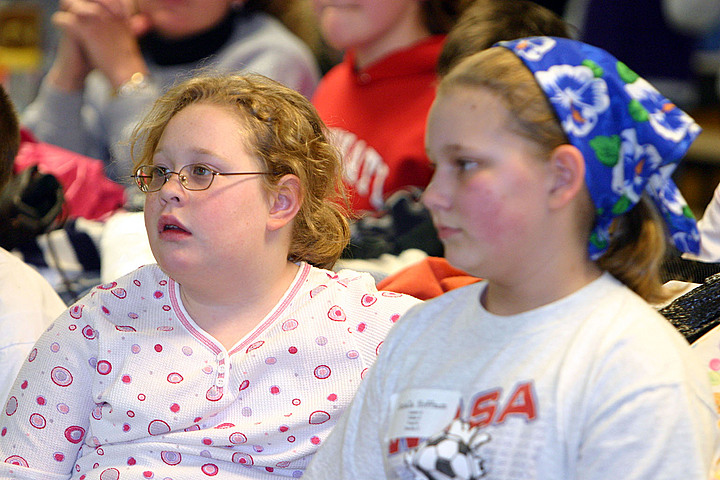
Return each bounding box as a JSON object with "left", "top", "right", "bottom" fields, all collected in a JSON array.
[
  {"left": 511, "top": 36, "right": 556, "bottom": 61},
  {"left": 535, "top": 65, "right": 610, "bottom": 138},
  {"left": 611, "top": 128, "right": 662, "bottom": 204},
  {"left": 500, "top": 36, "right": 700, "bottom": 257},
  {"left": 625, "top": 77, "right": 701, "bottom": 143}
]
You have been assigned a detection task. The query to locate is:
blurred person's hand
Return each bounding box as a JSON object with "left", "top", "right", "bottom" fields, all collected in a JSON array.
[
  {"left": 45, "top": 31, "right": 91, "bottom": 93},
  {"left": 52, "top": 0, "right": 150, "bottom": 91}
]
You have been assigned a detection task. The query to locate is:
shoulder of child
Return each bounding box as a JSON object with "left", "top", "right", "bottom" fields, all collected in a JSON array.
[
  {"left": 300, "top": 266, "right": 423, "bottom": 323},
  {"left": 316, "top": 266, "right": 422, "bottom": 303}
]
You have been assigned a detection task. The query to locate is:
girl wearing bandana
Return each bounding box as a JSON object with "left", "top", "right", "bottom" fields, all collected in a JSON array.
[{"left": 304, "top": 37, "right": 720, "bottom": 480}]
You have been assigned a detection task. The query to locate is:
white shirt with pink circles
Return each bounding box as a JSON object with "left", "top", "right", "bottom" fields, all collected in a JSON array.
[{"left": 0, "top": 262, "right": 421, "bottom": 479}]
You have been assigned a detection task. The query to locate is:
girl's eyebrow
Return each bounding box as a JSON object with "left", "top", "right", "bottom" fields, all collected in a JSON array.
[
  {"left": 440, "top": 144, "right": 465, "bottom": 154},
  {"left": 427, "top": 144, "right": 467, "bottom": 164},
  {"left": 153, "top": 146, "right": 231, "bottom": 164},
  {"left": 426, "top": 144, "right": 461, "bottom": 155},
  {"left": 189, "top": 147, "right": 223, "bottom": 158}
]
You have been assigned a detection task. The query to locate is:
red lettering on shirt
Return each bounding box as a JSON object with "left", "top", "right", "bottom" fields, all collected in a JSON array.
[
  {"left": 468, "top": 390, "right": 500, "bottom": 428},
  {"left": 496, "top": 382, "right": 537, "bottom": 424},
  {"left": 468, "top": 381, "right": 537, "bottom": 427}
]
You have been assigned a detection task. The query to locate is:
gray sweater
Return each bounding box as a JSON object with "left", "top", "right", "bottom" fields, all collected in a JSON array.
[{"left": 22, "top": 12, "right": 320, "bottom": 183}]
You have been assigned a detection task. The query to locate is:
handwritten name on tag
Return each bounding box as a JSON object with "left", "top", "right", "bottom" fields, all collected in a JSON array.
[{"left": 387, "top": 389, "right": 461, "bottom": 439}]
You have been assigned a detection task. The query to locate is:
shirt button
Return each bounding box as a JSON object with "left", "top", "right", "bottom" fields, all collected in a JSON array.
[
  {"left": 216, "top": 378, "right": 226, "bottom": 387},
  {"left": 358, "top": 73, "right": 371, "bottom": 84}
]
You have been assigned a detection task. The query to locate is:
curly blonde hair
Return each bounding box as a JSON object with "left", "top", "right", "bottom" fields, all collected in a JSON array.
[{"left": 131, "top": 72, "right": 350, "bottom": 269}]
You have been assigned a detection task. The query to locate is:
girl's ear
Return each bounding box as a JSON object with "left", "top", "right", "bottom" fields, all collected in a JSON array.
[
  {"left": 547, "top": 144, "right": 586, "bottom": 210},
  {"left": 267, "top": 174, "right": 302, "bottom": 231}
]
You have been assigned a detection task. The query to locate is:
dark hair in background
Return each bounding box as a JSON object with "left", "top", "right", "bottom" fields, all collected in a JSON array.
[
  {"left": 437, "top": 0, "right": 572, "bottom": 77},
  {"left": 422, "top": 0, "right": 472, "bottom": 35},
  {"left": 0, "top": 86, "right": 20, "bottom": 191},
  {"left": 244, "top": 0, "right": 338, "bottom": 73}
]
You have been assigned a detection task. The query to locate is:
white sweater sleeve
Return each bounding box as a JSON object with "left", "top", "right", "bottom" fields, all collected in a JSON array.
[{"left": 687, "top": 181, "right": 720, "bottom": 262}]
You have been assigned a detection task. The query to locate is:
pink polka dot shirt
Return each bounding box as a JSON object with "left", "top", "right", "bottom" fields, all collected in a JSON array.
[{"left": 0, "top": 262, "right": 421, "bottom": 479}]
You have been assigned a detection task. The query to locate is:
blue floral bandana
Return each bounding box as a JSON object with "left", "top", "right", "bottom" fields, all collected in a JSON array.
[{"left": 497, "top": 37, "right": 701, "bottom": 260}]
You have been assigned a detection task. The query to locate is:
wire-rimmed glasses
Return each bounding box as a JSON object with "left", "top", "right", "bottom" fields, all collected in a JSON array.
[{"left": 132, "top": 164, "right": 272, "bottom": 193}]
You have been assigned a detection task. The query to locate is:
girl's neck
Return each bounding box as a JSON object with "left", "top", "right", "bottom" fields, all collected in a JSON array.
[
  {"left": 178, "top": 261, "right": 300, "bottom": 349},
  {"left": 482, "top": 257, "right": 602, "bottom": 316}
]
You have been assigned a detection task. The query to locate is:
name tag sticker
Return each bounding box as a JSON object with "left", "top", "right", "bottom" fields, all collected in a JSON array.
[{"left": 387, "top": 389, "right": 462, "bottom": 439}]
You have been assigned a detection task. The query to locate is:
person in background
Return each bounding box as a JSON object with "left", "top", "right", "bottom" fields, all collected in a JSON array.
[
  {"left": 0, "top": 85, "right": 66, "bottom": 405},
  {"left": 436, "top": 0, "right": 572, "bottom": 77},
  {"left": 0, "top": 72, "right": 420, "bottom": 479},
  {"left": 303, "top": 37, "right": 719, "bottom": 479},
  {"left": 685, "top": 180, "right": 720, "bottom": 262},
  {"left": 310, "top": 0, "right": 466, "bottom": 215},
  {"left": 21, "top": 0, "right": 321, "bottom": 184},
  {"left": 352, "top": 0, "right": 572, "bottom": 288}
]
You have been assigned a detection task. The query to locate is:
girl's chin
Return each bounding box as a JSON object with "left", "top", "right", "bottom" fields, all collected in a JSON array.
[
  {"left": 154, "top": 255, "right": 202, "bottom": 277},
  {"left": 444, "top": 250, "right": 482, "bottom": 277}
]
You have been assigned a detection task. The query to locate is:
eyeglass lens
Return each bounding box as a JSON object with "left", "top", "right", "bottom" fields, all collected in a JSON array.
[{"left": 136, "top": 165, "right": 214, "bottom": 192}]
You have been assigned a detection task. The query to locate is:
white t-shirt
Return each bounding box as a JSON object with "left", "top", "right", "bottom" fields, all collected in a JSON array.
[
  {"left": 688, "top": 182, "right": 720, "bottom": 262},
  {"left": 305, "top": 273, "right": 720, "bottom": 480}
]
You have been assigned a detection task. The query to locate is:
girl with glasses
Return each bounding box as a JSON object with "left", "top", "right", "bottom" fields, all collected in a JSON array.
[{"left": 0, "top": 73, "right": 420, "bottom": 479}]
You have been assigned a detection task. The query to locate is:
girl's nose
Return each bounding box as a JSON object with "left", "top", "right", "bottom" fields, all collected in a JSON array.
[
  {"left": 421, "top": 176, "right": 450, "bottom": 212},
  {"left": 157, "top": 173, "right": 187, "bottom": 204}
]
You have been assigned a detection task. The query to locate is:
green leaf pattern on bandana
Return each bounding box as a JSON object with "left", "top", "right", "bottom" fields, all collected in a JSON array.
[
  {"left": 589, "top": 135, "right": 621, "bottom": 167},
  {"left": 582, "top": 59, "right": 604, "bottom": 78},
  {"left": 611, "top": 195, "right": 633, "bottom": 215},
  {"left": 628, "top": 99, "right": 650, "bottom": 123},
  {"left": 498, "top": 36, "right": 701, "bottom": 258},
  {"left": 616, "top": 61, "right": 640, "bottom": 84}
]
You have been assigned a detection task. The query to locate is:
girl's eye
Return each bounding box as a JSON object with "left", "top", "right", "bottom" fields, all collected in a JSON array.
[
  {"left": 456, "top": 159, "right": 478, "bottom": 171},
  {"left": 190, "top": 164, "right": 213, "bottom": 176}
]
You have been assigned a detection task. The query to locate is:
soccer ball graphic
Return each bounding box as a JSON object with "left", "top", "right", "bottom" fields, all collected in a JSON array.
[{"left": 404, "top": 419, "right": 490, "bottom": 480}]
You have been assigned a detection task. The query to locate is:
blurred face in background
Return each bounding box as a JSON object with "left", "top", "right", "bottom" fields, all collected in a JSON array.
[
  {"left": 136, "top": 0, "right": 237, "bottom": 39},
  {"left": 310, "top": 0, "right": 426, "bottom": 67}
]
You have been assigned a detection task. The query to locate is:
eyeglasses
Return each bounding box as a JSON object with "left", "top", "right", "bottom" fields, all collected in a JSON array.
[{"left": 132, "top": 164, "right": 272, "bottom": 193}]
